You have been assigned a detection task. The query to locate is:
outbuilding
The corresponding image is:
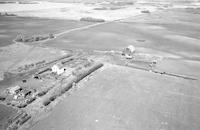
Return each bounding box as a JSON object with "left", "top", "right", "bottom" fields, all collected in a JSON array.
[
  {"left": 122, "top": 45, "right": 136, "bottom": 59},
  {"left": 51, "top": 63, "right": 66, "bottom": 75},
  {"left": 7, "top": 85, "right": 22, "bottom": 95}
]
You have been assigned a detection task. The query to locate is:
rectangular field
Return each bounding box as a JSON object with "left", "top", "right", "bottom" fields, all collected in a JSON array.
[
  {"left": 0, "top": 16, "right": 91, "bottom": 47},
  {"left": 0, "top": 104, "right": 18, "bottom": 129}
]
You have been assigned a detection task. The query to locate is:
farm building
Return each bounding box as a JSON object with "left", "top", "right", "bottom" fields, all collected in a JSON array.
[
  {"left": 51, "top": 63, "right": 66, "bottom": 75},
  {"left": 122, "top": 45, "right": 136, "bottom": 59},
  {"left": 7, "top": 85, "right": 22, "bottom": 95},
  {"left": 18, "top": 89, "right": 32, "bottom": 98}
]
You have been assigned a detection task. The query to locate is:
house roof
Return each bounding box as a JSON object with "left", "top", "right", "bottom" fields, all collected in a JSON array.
[{"left": 52, "top": 63, "right": 63, "bottom": 68}]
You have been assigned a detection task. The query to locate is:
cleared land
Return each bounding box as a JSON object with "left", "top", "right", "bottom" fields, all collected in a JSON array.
[
  {"left": 0, "top": 16, "right": 91, "bottom": 47},
  {"left": 32, "top": 64, "right": 200, "bottom": 130}
]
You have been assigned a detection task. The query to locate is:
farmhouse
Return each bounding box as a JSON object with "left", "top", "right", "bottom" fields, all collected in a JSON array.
[{"left": 51, "top": 63, "right": 66, "bottom": 75}]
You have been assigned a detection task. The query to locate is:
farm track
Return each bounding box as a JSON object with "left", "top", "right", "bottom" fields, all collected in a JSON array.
[{"left": 125, "top": 63, "right": 198, "bottom": 80}]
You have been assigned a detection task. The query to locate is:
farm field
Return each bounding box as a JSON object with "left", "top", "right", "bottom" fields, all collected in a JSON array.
[
  {"left": 46, "top": 8, "right": 200, "bottom": 60},
  {"left": 32, "top": 6, "right": 200, "bottom": 130},
  {"left": 0, "top": 16, "right": 91, "bottom": 47},
  {"left": 32, "top": 64, "right": 200, "bottom": 130},
  {"left": 0, "top": 104, "right": 18, "bottom": 129}
]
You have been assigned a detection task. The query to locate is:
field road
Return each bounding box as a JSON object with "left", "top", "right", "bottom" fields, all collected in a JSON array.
[
  {"left": 55, "top": 22, "right": 108, "bottom": 37},
  {"left": 54, "top": 18, "right": 124, "bottom": 37}
]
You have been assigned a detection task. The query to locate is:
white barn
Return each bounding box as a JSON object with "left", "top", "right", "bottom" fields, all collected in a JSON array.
[{"left": 51, "top": 64, "right": 66, "bottom": 75}]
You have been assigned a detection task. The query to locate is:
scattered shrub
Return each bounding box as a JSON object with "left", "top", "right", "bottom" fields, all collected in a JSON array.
[
  {"left": 17, "top": 103, "right": 27, "bottom": 108},
  {"left": 0, "top": 96, "right": 5, "bottom": 101},
  {"left": 94, "top": 7, "right": 108, "bottom": 10},
  {"left": 43, "top": 100, "right": 51, "bottom": 106},
  {"left": 61, "top": 89, "right": 66, "bottom": 94},
  {"left": 80, "top": 17, "right": 105, "bottom": 22},
  {"left": 49, "top": 33, "right": 55, "bottom": 39},
  {"left": 7, "top": 102, "right": 11, "bottom": 105},
  {"left": 19, "top": 116, "right": 31, "bottom": 125},
  {"left": 37, "top": 90, "right": 47, "bottom": 97},
  {"left": 110, "top": 1, "right": 134, "bottom": 6},
  {"left": 26, "top": 97, "right": 36, "bottom": 104},
  {"left": 15, "top": 34, "right": 55, "bottom": 43},
  {"left": 49, "top": 95, "right": 57, "bottom": 101},
  {"left": 186, "top": 7, "right": 200, "bottom": 14},
  {"left": 8, "top": 125, "right": 18, "bottom": 130},
  {"left": 141, "top": 10, "right": 150, "bottom": 14},
  {"left": 15, "top": 120, "right": 20, "bottom": 125}
]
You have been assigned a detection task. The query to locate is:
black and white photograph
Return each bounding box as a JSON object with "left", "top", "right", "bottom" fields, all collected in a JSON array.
[{"left": 0, "top": 0, "right": 200, "bottom": 129}]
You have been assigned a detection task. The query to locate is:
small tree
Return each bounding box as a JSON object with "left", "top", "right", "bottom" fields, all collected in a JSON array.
[
  {"left": 15, "top": 34, "right": 23, "bottom": 42},
  {"left": 49, "top": 33, "right": 54, "bottom": 39}
]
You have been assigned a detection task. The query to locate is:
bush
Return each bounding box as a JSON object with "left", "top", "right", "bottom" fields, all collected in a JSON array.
[
  {"left": 15, "top": 34, "right": 54, "bottom": 43},
  {"left": 26, "top": 97, "right": 36, "bottom": 104},
  {"left": 141, "top": 10, "right": 150, "bottom": 14},
  {"left": 93, "top": 7, "right": 108, "bottom": 10},
  {"left": 80, "top": 17, "right": 105, "bottom": 22},
  {"left": 19, "top": 116, "right": 31, "bottom": 125},
  {"left": 49, "top": 33, "right": 55, "bottom": 39},
  {"left": 111, "top": 1, "right": 134, "bottom": 6},
  {"left": 61, "top": 89, "right": 66, "bottom": 94},
  {"left": 49, "top": 95, "right": 57, "bottom": 101},
  {"left": 8, "top": 125, "right": 18, "bottom": 130},
  {"left": 37, "top": 90, "right": 47, "bottom": 97},
  {"left": 7, "top": 102, "right": 11, "bottom": 105},
  {"left": 15, "top": 35, "right": 23, "bottom": 42},
  {"left": 43, "top": 100, "right": 51, "bottom": 106},
  {"left": 0, "top": 96, "right": 5, "bottom": 101},
  {"left": 17, "top": 104, "right": 27, "bottom": 108}
]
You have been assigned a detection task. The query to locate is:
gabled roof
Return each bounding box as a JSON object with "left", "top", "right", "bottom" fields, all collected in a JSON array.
[{"left": 52, "top": 63, "right": 63, "bottom": 69}]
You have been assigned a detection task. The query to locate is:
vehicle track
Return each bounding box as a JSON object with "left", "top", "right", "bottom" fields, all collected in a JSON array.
[{"left": 125, "top": 63, "right": 198, "bottom": 80}]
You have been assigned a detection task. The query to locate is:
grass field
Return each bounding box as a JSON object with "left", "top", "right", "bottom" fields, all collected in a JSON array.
[
  {"left": 32, "top": 64, "right": 200, "bottom": 130},
  {"left": 45, "top": 8, "right": 200, "bottom": 61},
  {"left": 0, "top": 16, "right": 91, "bottom": 47},
  {"left": 0, "top": 104, "right": 18, "bottom": 129}
]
